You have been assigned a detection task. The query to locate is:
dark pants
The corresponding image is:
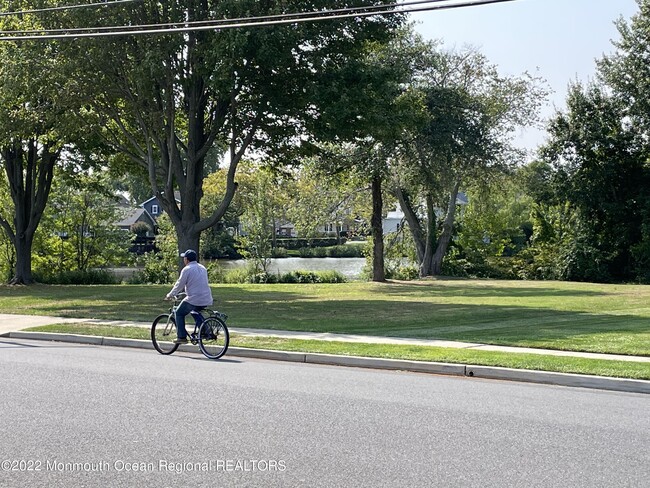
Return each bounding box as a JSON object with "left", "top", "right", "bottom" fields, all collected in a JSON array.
[{"left": 175, "top": 301, "right": 205, "bottom": 339}]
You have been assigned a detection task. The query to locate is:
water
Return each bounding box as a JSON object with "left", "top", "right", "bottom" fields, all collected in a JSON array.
[{"left": 215, "top": 257, "right": 366, "bottom": 279}]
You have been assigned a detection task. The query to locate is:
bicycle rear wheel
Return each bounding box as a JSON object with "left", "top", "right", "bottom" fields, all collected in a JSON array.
[
  {"left": 151, "top": 314, "right": 180, "bottom": 355},
  {"left": 198, "top": 317, "right": 229, "bottom": 360}
]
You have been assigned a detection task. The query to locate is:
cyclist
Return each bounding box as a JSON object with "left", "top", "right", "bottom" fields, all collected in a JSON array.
[{"left": 165, "top": 249, "right": 213, "bottom": 344}]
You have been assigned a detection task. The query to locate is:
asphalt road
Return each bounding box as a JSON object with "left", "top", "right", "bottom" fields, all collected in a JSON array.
[{"left": 1, "top": 338, "right": 648, "bottom": 488}]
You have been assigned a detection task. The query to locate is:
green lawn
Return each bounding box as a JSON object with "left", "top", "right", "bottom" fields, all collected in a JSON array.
[
  {"left": 23, "top": 323, "right": 650, "bottom": 380},
  {"left": 1, "top": 279, "right": 649, "bottom": 356}
]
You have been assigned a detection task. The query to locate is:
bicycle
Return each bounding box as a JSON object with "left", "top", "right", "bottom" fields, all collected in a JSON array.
[{"left": 151, "top": 294, "right": 230, "bottom": 360}]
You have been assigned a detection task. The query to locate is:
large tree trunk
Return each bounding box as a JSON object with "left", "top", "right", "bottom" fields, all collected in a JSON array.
[
  {"left": 370, "top": 174, "right": 385, "bottom": 282},
  {"left": 0, "top": 140, "right": 58, "bottom": 285},
  {"left": 397, "top": 181, "right": 461, "bottom": 278},
  {"left": 431, "top": 180, "right": 461, "bottom": 275},
  {"left": 419, "top": 194, "right": 437, "bottom": 277},
  {"left": 395, "top": 187, "right": 426, "bottom": 263}
]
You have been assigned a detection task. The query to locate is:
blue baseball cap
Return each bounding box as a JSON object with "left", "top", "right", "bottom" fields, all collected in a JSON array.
[{"left": 180, "top": 249, "right": 197, "bottom": 261}]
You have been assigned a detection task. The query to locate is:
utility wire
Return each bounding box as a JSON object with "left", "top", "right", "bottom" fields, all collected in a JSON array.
[
  {"left": 0, "top": 0, "right": 450, "bottom": 35},
  {"left": 0, "top": 0, "right": 516, "bottom": 41},
  {"left": 0, "top": 0, "right": 143, "bottom": 18}
]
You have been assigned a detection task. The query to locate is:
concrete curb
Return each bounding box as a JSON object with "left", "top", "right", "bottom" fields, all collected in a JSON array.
[{"left": 6, "top": 331, "right": 650, "bottom": 394}]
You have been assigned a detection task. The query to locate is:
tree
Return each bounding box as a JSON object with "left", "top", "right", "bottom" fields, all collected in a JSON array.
[
  {"left": 517, "top": 2, "right": 650, "bottom": 283},
  {"left": 395, "top": 44, "right": 546, "bottom": 277},
  {"left": 304, "top": 27, "right": 420, "bottom": 281},
  {"left": 456, "top": 173, "right": 533, "bottom": 264},
  {"left": 34, "top": 173, "right": 131, "bottom": 278},
  {"left": 538, "top": 82, "right": 650, "bottom": 282},
  {"left": 60, "top": 0, "right": 401, "bottom": 265},
  {"left": 599, "top": 0, "right": 650, "bottom": 139},
  {"left": 284, "top": 156, "right": 366, "bottom": 239},
  {"left": 0, "top": 10, "right": 83, "bottom": 284}
]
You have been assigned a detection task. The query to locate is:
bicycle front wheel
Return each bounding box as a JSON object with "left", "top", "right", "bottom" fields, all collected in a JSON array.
[
  {"left": 151, "top": 314, "right": 180, "bottom": 355},
  {"left": 198, "top": 317, "right": 229, "bottom": 360}
]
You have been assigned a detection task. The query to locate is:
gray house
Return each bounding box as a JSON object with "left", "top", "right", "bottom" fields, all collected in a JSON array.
[
  {"left": 115, "top": 207, "right": 157, "bottom": 236},
  {"left": 140, "top": 194, "right": 182, "bottom": 220}
]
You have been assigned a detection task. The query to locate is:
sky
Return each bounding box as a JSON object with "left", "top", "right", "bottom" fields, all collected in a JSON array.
[{"left": 410, "top": 0, "right": 641, "bottom": 152}]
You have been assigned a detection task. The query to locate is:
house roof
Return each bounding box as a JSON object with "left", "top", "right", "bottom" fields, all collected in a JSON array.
[
  {"left": 116, "top": 208, "right": 156, "bottom": 228},
  {"left": 140, "top": 192, "right": 181, "bottom": 207}
]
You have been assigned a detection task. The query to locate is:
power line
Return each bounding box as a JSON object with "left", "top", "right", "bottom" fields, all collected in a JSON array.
[
  {"left": 0, "top": 0, "right": 449, "bottom": 35},
  {"left": 0, "top": 0, "right": 516, "bottom": 40},
  {"left": 0, "top": 0, "right": 143, "bottom": 18}
]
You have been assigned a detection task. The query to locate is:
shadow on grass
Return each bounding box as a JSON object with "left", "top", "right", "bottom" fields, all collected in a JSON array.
[
  {"left": 373, "top": 280, "right": 611, "bottom": 298},
  {"left": 226, "top": 298, "right": 650, "bottom": 356},
  {"left": 0, "top": 283, "right": 648, "bottom": 355}
]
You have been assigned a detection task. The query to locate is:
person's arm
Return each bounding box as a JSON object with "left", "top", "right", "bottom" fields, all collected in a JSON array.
[{"left": 166, "top": 268, "right": 188, "bottom": 299}]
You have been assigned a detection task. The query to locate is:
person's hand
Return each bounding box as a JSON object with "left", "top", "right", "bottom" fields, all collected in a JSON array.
[{"left": 164, "top": 295, "right": 172, "bottom": 301}]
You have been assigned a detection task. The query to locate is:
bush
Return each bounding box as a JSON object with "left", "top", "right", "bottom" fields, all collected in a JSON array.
[
  {"left": 385, "top": 266, "right": 420, "bottom": 281},
  {"left": 326, "top": 244, "right": 364, "bottom": 258},
  {"left": 130, "top": 221, "right": 152, "bottom": 237},
  {"left": 271, "top": 247, "right": 288, "bottom": 258},
  {"left": 222, "top": 267, "right": 251, "bottom": 284},
  {"left": 274, "top": 237, "right": 345, "bottom": 250},
  {"left": 205, "top": 260, "right": 227, "bottom": 284},
  {"left": 278, "top": 270, "right": 346, "bottom": 283},
  {"left": 35, "top": 269, "right": 119, "bottom": 285},
  {"left": 127, "top": 251, "right": 176, "bottom": 284},
  {"left": 202, "top": 229, "right": 241, "bottom": 259}
]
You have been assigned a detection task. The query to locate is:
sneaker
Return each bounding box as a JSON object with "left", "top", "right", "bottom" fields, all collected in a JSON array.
[{"left": 174, "top": 337, "right": 188, "bottom": 344}]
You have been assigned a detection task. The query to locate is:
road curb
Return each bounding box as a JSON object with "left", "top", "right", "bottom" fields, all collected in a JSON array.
[
  {"left": 304, "top": 352, "right": 467, "bottom": 376},
  {"left": 466, "top": 365, "right": 650, "bottom": 394},
  {"left": 7, "top": 331, "right": 650, "bottom": 394}
]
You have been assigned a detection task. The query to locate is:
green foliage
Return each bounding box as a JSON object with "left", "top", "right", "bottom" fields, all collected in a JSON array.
[
  {"left": 394, "top": 40, "right": 547, "bottom": 277},
  {"left": 385, "top": 265, "right": 420, "bottom": 281},
  {"left": 129, "top": 214, "right": 178, "bottom": 284},
  {"left": 275, "top": 238, "right": 344, "bottom": 250},
  {"left": 32, "top": 174, "right": 131, "bottom": 281},
  {"left": 201, "top": 228, "right": 240, "bottom": 259},
  {"left": 204, "top": 265, "right": 347, "bottom": 284},
  {"left": 323, "top": 245, "right": 365, "bottom": 258},
  {"left": 538, "top": 81, "right": 650, "bottom": 282},
  {"left": 278, "top": 270, "right": 346, "bottom": 284},
  {"left": 34, "top": 269, "right": 119, "bottom": 285},
  {"left": 130, "top": 222, "right": 152, "bottom": 237},
  {"left": 271, "top": 247, "right": 289, "bottom": 258}
]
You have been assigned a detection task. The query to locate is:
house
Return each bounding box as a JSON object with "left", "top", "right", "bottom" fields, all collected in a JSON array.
[
  {"left": 382, "top": 192, "right": 468, "bottom": 235},
  {"left": 137, "top": 192, "right": 181, "bottom": 220},
  {"left": 383, "top": 208, "right": 405, "bottom": 235},
  {"left": 276, "top": 222, "right": 297, "bottom": 237},
  {"left": 115, "top": 207, "right": 157, "bottom": 235}
]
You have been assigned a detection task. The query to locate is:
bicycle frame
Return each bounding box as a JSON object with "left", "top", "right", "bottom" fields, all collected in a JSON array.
[
  {"left": 165, "top": 300, "right": 227, "bottom": 344},
  {"left": 152, "top": 296, "right": 230, "bottom": 359}
]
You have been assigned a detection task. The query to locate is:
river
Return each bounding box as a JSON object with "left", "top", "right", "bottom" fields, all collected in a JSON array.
[{"left": 215, "top": 257, "right": 366, "bottom": 279}]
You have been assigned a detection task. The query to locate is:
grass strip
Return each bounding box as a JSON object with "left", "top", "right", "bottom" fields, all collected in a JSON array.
[
  {"left": 24, "top": 323, "right": 650, "bottom": 380},
  {"left": 2, "top": 281, "right": 650, "bottom": 356}
]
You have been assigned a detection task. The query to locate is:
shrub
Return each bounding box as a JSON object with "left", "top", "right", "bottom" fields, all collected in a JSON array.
[
  {"left": 271, "top": 247, "right": 288, "bottom": 258},
  {"left": 386, "top": 266, "right": 420, "bottom": 281},
  {"left": 205, "top": 260, "right": 227, "bottom": 284},
  {"left": 278, "top": 270, "right": 346, "bottom": 284},
  {"left": 223, "top": 267, "right": 251, "bottom": 284},
  {"left": 326, "top": 244, "right": 364, "bottom": 258},
  {"left": 130, "top": 221, "right": 152, "bottom": 237},
  {"left": 297, "top": 247, "right": 313, "bottom": 257},
  {"left": 128, "top": 251, "right": 176, "bottom": 284},
  {"left": 274, "top": 237, "right": 345, "bottom": 250},
  {"left": 35, "top": 269, "right": 119, "bottom": 285}
]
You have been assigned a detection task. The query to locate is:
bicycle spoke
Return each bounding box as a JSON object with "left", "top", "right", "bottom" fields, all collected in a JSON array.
[{"left": 198, "top": 317, "right": 229, "bottom": 360}]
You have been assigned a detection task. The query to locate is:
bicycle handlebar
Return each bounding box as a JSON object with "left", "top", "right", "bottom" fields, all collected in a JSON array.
[{"left": 165, "top": 292, "right": 186, "bottom": 301}]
